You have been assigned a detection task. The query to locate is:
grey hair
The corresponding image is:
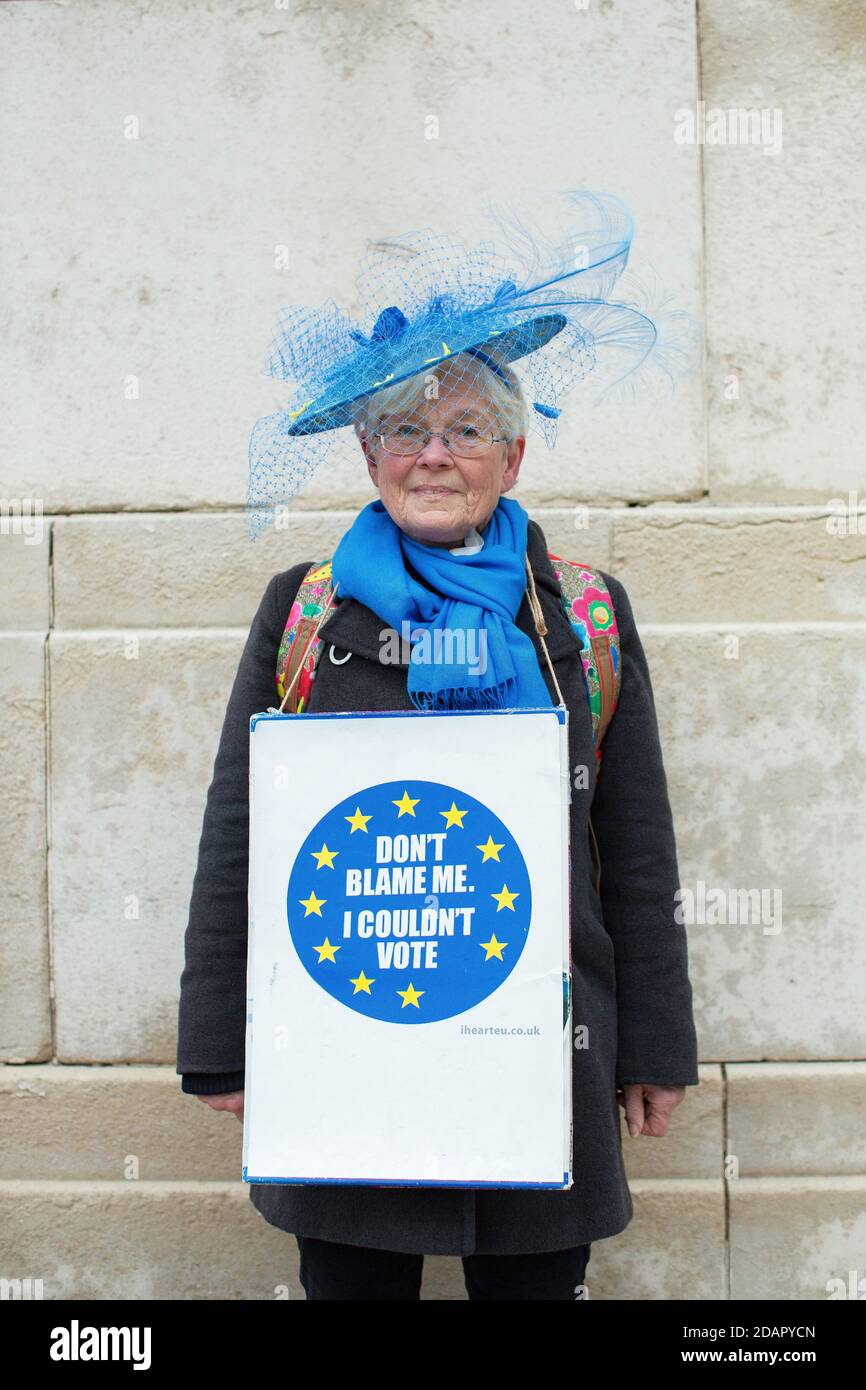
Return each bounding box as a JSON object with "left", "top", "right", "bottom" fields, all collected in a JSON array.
[{"left": 353, "top": 351, "right": 529, "bottom": 444}]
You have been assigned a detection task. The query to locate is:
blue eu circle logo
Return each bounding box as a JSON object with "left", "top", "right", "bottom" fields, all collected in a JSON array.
[{"left": 286, "top": 779, "right": 532, "bottom": 1024}]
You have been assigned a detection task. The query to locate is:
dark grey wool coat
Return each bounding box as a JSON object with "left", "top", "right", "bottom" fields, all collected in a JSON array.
[{"left": 176, "top": 516, "right": 700, "bottom": 1256}]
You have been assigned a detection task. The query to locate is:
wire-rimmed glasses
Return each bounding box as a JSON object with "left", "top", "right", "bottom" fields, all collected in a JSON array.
[{"left": 374, "top": 418, "right": 508, "bottom": 457}]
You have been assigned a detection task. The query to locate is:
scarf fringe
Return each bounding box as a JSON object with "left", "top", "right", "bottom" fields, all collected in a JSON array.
[{"left": 408, "top": 677, "right": 517, "bottom": 713}]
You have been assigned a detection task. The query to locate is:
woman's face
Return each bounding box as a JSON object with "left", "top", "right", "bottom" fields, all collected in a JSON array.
[{"left": 359, "top": 373, "right": 525, "bottom": 547}]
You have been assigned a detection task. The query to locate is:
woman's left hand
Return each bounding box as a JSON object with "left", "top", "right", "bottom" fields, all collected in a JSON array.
[{"left": 617, "top": 1083, "right": 686, "bottom": 1138}]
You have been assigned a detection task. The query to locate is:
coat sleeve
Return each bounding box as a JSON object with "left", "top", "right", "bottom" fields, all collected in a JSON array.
[
  {"left": 589, "top": 570, "right": 700, "bottom": 1089},
  {"left": 175, "top": 562, "right": 311, "bottom": 1088}
]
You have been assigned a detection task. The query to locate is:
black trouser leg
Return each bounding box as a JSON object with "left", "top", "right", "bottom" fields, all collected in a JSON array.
[
  {"left": 461, "top": 1244, "right": 592, "bottom": 1301},
  {"left": 296, "top": 1234, "right": 591, "bottom": 1301},
  {"left": 296, "top": 1235, "right": 423, "bottom": 1301}
]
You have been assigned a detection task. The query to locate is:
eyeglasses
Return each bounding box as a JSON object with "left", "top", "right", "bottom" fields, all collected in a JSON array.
[{"left": 374, "top": 420, "right": 507, "bottom": 457}]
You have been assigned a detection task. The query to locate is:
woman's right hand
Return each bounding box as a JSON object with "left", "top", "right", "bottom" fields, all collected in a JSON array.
[{"left": 196, "top": 1090, "right": 244, "bottom": 1123}]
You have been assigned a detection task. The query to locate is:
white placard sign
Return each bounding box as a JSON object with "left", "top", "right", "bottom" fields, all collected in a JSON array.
[{"left": 243, "top": 706, "right": 573, "bottom": 1189}]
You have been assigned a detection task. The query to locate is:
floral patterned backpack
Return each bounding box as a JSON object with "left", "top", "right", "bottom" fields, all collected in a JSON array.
[{"left": 273, "top": 554, "right": 622, "bottom": 782}]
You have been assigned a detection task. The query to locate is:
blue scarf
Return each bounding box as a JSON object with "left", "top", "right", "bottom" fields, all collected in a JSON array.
[{"left": 330, "top": 495, "right": 553, "bottom": 711}]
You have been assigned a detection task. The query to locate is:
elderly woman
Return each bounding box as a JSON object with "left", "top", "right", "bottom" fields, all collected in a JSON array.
[{"left": 176, "top": 192, "right": 700, "bottom": 1301}]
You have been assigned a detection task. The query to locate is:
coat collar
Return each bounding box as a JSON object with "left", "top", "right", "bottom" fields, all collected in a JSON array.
[{"left": 316, "top": 517, "right": 578, "bottom": 667}]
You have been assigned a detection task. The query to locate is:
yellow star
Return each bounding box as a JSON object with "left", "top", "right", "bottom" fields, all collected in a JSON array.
[
  {"left": 299, "top": 890, "right": 326, "bottom": 917},
  {"left": 440, "top": 801, "right": 468, "bottom": 829},
  {"left": 311, "top": 842, "right": 338, "bottom": 869},
  {"left": 476, "top": 834, "right": 505, "bottom": 862},
  {"left": 397, "top": 981, "right": 424, "bottom": 1008},
  {"left": 345, "top": 806, "right": 372, "bottom": 833},
  {"left": 480, "top": 933, "right": 507, "bottom": 961},
  {"left": 313, "top": 937, "right": 339, "bottom": 963},
  {"left": 491, "top": 883, "right": 519, "bottom": 912},
  {"left": 392, "top": 789, "right": 420, "bottom": 818},
  {"left": 349, "top": 970, "right": 375, "bottom": 994}
]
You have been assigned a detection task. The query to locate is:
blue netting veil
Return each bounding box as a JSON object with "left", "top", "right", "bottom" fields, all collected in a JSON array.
[{"left": 246, "top": 188, "right": 698, "bottom": 539}]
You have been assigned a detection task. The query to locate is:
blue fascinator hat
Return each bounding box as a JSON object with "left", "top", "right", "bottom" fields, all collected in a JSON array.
[{"left": 247, "top": 188, "right": 697, "bottom": 537}]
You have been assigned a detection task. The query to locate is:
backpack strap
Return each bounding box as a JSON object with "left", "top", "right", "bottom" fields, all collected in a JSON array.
[
  {"left": 275, "top": 561, "right": 338, "bottom": 713},
  {"left": 547, "top": 554, "right": 621, "bottom": 774},
  {"left": 275, "top": 555, "right": 622, "bottom": 757}
]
